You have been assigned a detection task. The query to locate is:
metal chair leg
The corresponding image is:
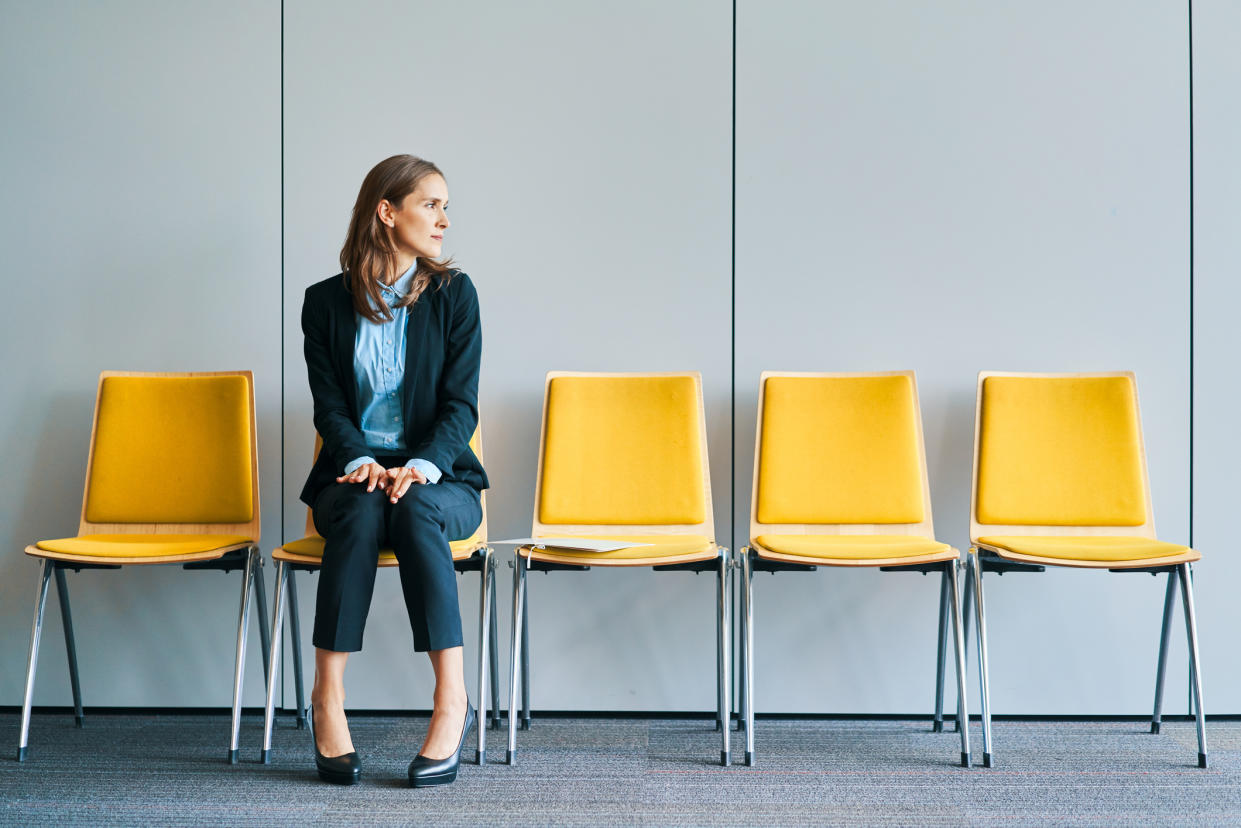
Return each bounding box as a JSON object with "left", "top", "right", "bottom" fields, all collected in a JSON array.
[
  {"left": 53, "top": 566, "right": 84, "bottom": 728},
  {"left": 953, "top": 566, "right": 972, "bottom": 734},
  {"left": 17, "top": 560, "right": 54, "bottom": 762},
  {"left": 1149, "top": 567, "right": 1178, "bottom": 735},
  {"left": 261, "top": 561, "right": 288, "bottom": 763},
  {"left": 737, "top": 551, "right": 747, "bottom": 734},
  {"left": 970, "top": 553, "right": 993, "bottom": 767},
  {"left": 252, "top": 554, "right": 270, "bottom": 687},
  {"left": 520, "top": 591, "right": 531, "bottom": 731},
  {"left": 506, "top": 554, "right": 526, "bottom": 765},
  {"left": 1178, "top": 562, "right": 1208, "bottom": 768},
  {"left": 489, "top": 567, "right": 500, "bottom": 729},
  {"left": 932, "top": 565, "right": 949, "bottom": 734},
  {"left": 286, "top": 570, "right": 306, "bottom": 729},
  {"left": 716, "top": 553, "right": 726, "bottom": 734},
  {"left": 228, "top": 548, "right": 257, "bottom": 764},
  {"left": 741, "top": 548, "right": 754, "bottom": 766},
  {"left": 717, "top": 551, "right": 731, "bottom": 766},
  {"left": 948, "top": 559, "right": 971, "bottom": 767},
  {"left": 475, "top": 548, "right": 492, "bottom": 765}
]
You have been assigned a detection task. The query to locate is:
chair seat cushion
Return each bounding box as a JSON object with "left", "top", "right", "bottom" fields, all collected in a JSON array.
[
  {"left": 34, "top": 534, "right": 253, "bottom": 559},
  {"left": 978, "top": 535, "right": 1194, "bottom": 563},
  {"left": 277, "top": 535, "right": 482, "bottom": 565},
  {"left": 754, "top": 534, "right": 954, "bottom": 561},
  {"left": 523, "top": 534, "right": 715, "bottom": 563}
]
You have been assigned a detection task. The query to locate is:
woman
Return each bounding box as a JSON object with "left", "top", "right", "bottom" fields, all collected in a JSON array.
[{"left": 299, "top": 154, "right": 488, "bottom": 787}]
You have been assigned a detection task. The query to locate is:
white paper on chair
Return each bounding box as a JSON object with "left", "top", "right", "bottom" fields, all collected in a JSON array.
[{"left": 491, "top": 537, "right": 653, "bottom": 552}]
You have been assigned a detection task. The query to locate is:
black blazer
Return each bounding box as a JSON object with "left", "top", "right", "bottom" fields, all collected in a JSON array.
[{"left": 299, "top": 270, "right": 489, "bottom": 507}]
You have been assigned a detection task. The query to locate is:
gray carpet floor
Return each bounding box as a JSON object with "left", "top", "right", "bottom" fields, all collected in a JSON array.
[{"left": 1, "top": 713, "right": 1238, "bottom": 826}]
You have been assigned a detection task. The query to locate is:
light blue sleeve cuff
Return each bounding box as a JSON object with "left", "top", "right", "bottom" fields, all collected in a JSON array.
[
  {"left": 406, "top": 458, "right": 442, "bottom": 484},
  {"left": 343, "top": 456, "right": 377, "bottom": 475}
]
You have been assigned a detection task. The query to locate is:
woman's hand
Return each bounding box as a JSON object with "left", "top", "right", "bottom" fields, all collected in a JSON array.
[
  {"left": 335, "top": 462, "right": 387, "bottom": 492},
  {"left": 384, "top": 465, "right": 427, "bottom": 502}
]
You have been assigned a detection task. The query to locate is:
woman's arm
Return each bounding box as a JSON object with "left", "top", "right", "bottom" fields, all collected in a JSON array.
[
  {"left": 411, "top": 273, "right": 482, "bottom": 472},
  {"left": 302, "top": 285, "right": 372, "bottom": 473}
]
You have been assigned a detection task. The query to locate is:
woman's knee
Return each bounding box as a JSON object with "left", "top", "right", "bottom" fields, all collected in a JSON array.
[{"left": 318, "top": 483, "right": 387, "bottom": 537}]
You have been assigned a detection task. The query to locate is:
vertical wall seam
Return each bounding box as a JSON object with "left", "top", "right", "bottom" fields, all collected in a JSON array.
[
  {"left": 730, "top": 1, "right": 736, "bottom": 558},
  {"left": 1187, "top": 0, "right": 1194, "bottom": 553}
]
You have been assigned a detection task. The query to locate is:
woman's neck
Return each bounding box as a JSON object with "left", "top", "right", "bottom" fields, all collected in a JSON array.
[{"left": 387, "top": 252, "right": 416, "bottom": 285}]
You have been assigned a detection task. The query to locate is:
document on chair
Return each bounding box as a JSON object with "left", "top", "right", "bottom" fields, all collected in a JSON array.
[{"left": 491, "top": 538, "right": 653, "bottom": 552}]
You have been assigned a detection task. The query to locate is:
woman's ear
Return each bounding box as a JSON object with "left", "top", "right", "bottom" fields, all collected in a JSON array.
[{"left": 376, "top": 199, "right": 396, "bottom": 228}]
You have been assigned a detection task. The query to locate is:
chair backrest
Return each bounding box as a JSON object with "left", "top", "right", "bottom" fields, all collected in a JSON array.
[
  {"left": 304, "top": 426, "right": 487, "bottom": 546},
  {"left": 530, "top": 371, "right": 715, "bottom": 539},
  {"left": 78, "top": 370, "right": 260, "bottom": 540},
  {"left": 969, "top": 371, "right": 1156, "bottom": 543},
  {"left": 748, "top": 371, "right": 936, "bottom": 540}
]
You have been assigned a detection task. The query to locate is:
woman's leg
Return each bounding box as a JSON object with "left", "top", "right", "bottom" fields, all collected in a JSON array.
[
  {"left": 387, "top": 482, "right": 482, "bottom": 759},
  {"left": 422, "top": 646, "right": 468, "bottom": 759},
  {"left": 312, "top": 648, "right": 353, "bottom": 756},
  {"left": 311, "top": 482, "right": 386, "bottom": 757}
]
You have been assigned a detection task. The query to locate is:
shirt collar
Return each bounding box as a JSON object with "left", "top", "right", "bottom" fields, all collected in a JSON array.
[{"left": 379, "top": 261, "right": 418, "bottom": 306}]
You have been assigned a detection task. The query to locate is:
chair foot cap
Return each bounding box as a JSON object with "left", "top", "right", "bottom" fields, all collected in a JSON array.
[
  {"left": 296, "top": 717, "right": 306, "bottom": 731},
  {"left": 16, "top": 747, "right": 27, "bottom": 762},
  {"left": 953, "top": 721, "right": 961, "bottom": 733},
  {"left": 228, "top": 749, "right": 239, "bottom": 765},
  {"left": 505, "top": 749, "right": 515, "bottom": 765},
  {"left": 744, "top": 751, "right": 753, "bottom": 767},
  {"left": 714, "top": 721, "right": 722, "bottom": 732},
  {"left": 260, "top": 749, "right": 270, "bottom": 764},
  {"left": 961, "top": 751, "right": 971, "bottom": 768},
  {"left": 489, "top": 717, "right": 500, "bottom": 730},
  {"left": 721, "top": 750, "right": 730, "bottom": 766},
  {"left": 474, "top": 749, "right": 482, "bottom": 765},
  {"left": 932, "top": 720, "right": 943, "bottom": 733},
  {"left": 1199, "top": 753, "right": 1208, "bottom": 769},
  {"left": 1151, "top": 722, "right": 1161, "bottom": 734},
  {"left": 75, "top": 716, "right": 84, "bottom": 729},
  {"left": 982, "top": 752, "right": 993, "bottom": 768},
  {"left": 521, "top": 717, "right": 531, "bottom": 731}
]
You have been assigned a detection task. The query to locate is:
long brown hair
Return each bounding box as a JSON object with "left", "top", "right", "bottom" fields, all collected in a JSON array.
[{"left": 340, "top": 154, "right": 456, "bottom": 323}]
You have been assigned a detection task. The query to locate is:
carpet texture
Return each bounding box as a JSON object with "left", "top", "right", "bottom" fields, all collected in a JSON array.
[{"left": 1, "top": 713, "right": 1238, "bottom": 826}]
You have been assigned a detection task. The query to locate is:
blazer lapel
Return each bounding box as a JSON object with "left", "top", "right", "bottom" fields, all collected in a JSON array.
[{"left": 403, "top": 297, "right": 429, "bottom": 415}]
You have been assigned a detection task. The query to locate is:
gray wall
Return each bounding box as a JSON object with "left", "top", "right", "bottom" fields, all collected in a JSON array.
[{"left": 1, "top": 0, "right": 1235, "bottom": 718}]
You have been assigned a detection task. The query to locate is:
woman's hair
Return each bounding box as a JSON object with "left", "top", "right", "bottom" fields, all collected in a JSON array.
[{"left": 340, "top": 154, "right": 456, "bottom": 323}]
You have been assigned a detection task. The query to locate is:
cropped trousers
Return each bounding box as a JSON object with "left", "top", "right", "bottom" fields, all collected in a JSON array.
[{"left": 311, "top": 466, "right": 483, "bottom": 653}]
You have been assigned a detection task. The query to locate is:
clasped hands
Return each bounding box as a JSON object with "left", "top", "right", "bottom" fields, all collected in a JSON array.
[{"left": 335, "top": 462, "right": 426, "bottom": 503}]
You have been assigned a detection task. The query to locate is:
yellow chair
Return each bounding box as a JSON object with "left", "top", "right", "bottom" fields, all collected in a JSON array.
[
  {"left": 738, "top": 371, "right": 971, "bottom": 767},
  {"left": 18, "top": 371, "right": 269, "bottom": 763},
  {"left": 965, "top": 371, "right": 1207, "bottom": 768},
  {"left": 506, "top": 371, "right": 731, "bottom": 765},
  {"left": 260, "top": 428, "right": 499, "bottom": 765}
]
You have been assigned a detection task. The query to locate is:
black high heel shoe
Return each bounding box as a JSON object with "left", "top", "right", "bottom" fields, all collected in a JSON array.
[
  {"left": 408, "top": 701, "right": 475, "bottom": 787},
  {"left": 308, "top": 704, "right": 361, "bottom": 785}
]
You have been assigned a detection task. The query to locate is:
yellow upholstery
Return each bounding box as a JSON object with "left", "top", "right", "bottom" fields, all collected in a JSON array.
[
  {"left": 754, "top": 534, "right": 952, "bottom": 561},
  {"left": 539, "top": 376, "right": 706, "bottom": 525},
  {"left": 978, "top": 536, "right": 1195, "bottom": 563},
  {"left": 35, "top": 534, "right": 252, "bottom": 559},
  {"left": 521, "top": 534, "right": 714, "bottom": 563},
  {"left": 976, "top": 376, "right": 1146, "bottom": 526},
  {"left": 757, "top": 375, "right": 924, "bottom": 524},
  {"left": 278, "top": 532, "right": 483, "bottom": 564},
  {"left": 84, "top": 376, "right": 254, "bottom": 524}
]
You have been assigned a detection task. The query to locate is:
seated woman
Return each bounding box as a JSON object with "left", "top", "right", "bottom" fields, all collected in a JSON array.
[{"left": 299, "top": 154, "right": 488, "bottom": 787}]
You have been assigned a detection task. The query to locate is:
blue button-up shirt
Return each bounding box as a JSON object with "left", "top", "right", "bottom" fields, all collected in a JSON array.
[{"left": 342, "top": 262, "right": 441, "bottom": 483}]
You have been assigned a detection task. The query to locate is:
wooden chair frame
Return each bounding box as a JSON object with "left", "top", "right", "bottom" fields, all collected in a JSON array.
[
  {"left": 738, "top": 370, "right": 971, "bottom": 767},
  {"left": 506, "top": 371, "right": 731, "bottom": 766},
  {"left": 964, "top": 370, "right": 1207, "bottom": 768},
  {"left": 18, "top": 370, "right": 270, "bottom": 764},
  {"left": 260, "top": 427, "right": 501, "bottom": 766}
]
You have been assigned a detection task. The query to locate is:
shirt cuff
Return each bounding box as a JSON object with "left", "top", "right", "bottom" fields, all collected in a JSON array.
[
  {"left": 343, "top": 456, "right": 377, "bottom": 476},
  {"left": 405, "top": 458, "right": 442, "bottom": 484}
]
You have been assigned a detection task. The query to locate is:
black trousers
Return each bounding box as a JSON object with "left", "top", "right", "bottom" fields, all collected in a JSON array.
[{"left": 311, "top": 469, "right": 483, "bottom": 653}]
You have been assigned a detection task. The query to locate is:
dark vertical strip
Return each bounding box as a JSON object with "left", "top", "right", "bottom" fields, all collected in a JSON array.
[
  {"left": 279, "top": 0, "right": 286, "bottom": 706},
  {"left": 1187, "top": 0, "right": 1194, "bottom": 552},
  {"left": 280, "top": 0, "right": 285, "bottom": 547},
  {"left": 730, "top": 0, "right": 736, "bottom": 559}
]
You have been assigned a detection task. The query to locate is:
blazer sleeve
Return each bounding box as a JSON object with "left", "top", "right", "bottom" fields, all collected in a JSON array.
[
  {"left": 412, "top": 273, "right": 482, "bottom": 472},
  {"left": 302, "top": 287, "right": 371, "bottom": 473}
]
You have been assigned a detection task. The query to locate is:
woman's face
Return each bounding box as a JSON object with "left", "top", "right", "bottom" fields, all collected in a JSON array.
[{"left": 380, "top": 174, "right": 450, "bottom": 261}]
